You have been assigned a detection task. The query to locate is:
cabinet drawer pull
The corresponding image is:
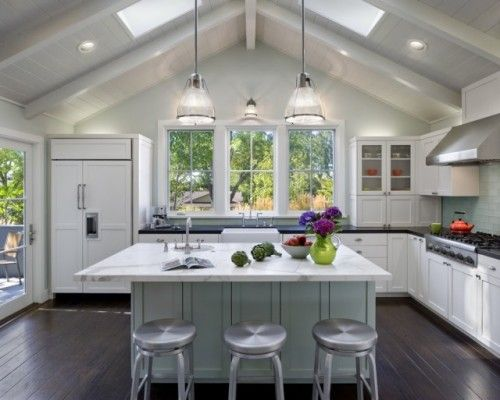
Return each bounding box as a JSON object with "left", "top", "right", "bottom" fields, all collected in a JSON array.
[
  {"left": 488, "top": 266, "right": 497, "bottom": 271},
  {"left": 356, "top": 250, "right": 363, "bottom": 254},
  {"left": 355, "top": 238, "right": 363, "bottom": 242},
  {"left": 432, "top": 192, "right": 438, "bottom": 195}
]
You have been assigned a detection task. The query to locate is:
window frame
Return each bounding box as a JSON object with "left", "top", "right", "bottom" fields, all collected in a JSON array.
[{"left": 158, "top": 120, "right": 345, "bottom": 217}]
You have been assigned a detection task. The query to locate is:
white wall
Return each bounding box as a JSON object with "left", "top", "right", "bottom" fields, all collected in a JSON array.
[
  {"left": 0, "top": 99, "right": 73, "bottom": 135},
  {"left": 76, "top": 43, "right": 429, "bottom": 139}
]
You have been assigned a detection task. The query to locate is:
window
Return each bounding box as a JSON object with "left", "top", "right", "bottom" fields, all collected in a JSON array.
[
  {"left": 229, "top": 130, "right": 274, "bottom": 212},
  {"left": 288, "top": 129, "right": 335, "bottom": 211},
  {"left": 168, "top": 130, "right": 214, "bottom": 212}
]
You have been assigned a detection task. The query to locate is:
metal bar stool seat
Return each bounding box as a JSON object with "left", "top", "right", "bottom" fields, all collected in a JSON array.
[
  {"left": 312, "top": 318, "right": 379, "bottom": 400},
  {"left": 224, "top": 321, "right": 286, "bottom": 400},
  {"left": 131, "top": 318, "right": 196, "bottom": 400}
]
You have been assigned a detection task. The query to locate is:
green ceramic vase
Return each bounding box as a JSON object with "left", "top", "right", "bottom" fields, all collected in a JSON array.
[{"left": 310, "top": 234, "right": 337, "bottom": 265}]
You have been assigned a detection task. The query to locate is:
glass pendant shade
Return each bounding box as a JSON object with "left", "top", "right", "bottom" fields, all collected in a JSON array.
[
  {"left": 177, "top": 73, "right": 215, "bottom": 124},
  {"left": 244, "top": 98, "right": 257, "bottom": 117},
  {"left": 285, "top": 72, "right": 325, "bottom": 124}
]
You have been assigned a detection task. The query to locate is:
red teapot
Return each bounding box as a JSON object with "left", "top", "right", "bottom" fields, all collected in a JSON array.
[{"left": 449, "top": 211, "right": 474, "bottom": 233}]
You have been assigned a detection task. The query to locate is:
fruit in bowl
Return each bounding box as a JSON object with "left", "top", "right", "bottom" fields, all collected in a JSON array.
[{"left": 282, "top": 235, "right": 313, "bottom": 259}]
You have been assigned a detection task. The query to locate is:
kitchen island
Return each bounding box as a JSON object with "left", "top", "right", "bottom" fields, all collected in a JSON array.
[{"left": 76, "top": 243, "right": 391, "bottom": 383}]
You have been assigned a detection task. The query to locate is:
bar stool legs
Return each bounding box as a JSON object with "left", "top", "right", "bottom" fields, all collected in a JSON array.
[
  {"left": 272, "top": 354, "right": 285, "bottom": 400},
  {"left": 312, "top": 345, "right": 379, "bottom": 400},
  {"left": 228, "top": 355, "right": 240, "bottom": 400}
]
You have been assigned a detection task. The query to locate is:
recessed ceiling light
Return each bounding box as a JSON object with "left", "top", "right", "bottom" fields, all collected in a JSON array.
[
  {"left": 407, "top": 39, "right": 427, "bottom": 51},
  {"left": 78, "top": 40, "right": 96, "bottom": 54}
]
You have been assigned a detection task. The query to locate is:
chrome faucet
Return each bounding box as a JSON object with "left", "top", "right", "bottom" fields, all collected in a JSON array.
[{"left": 238, "top": 212, "right": 245, "bottom": 227}]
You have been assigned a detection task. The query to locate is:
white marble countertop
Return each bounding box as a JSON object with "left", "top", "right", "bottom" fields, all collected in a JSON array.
[{"left": 75, "top": 243, "right": 391, "bottom": 283}]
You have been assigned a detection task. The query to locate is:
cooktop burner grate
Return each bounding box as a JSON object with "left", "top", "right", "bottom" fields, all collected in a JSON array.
[{"left": 434, "top": 231, "right": 500, "bottom": 250}]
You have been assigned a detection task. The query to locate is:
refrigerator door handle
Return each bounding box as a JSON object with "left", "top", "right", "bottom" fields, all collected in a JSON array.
[
  {"left": 82, "top": 184, "right": 87, "bottom": 209},
  {"left": 77, "top": 184, "right": 82, "bottom": 210}
]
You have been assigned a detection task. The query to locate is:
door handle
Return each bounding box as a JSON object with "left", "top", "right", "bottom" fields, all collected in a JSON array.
[
  {"left": 77, "top": 184, "right": 82, "bottom": 209},
  {"left": 82, "top": 184, "right": 87, "bottom": 209}
]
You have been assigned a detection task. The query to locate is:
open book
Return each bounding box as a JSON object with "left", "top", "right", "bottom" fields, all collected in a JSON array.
[{"left": 161, "top": 257, "right": 215, "bottom": 271}]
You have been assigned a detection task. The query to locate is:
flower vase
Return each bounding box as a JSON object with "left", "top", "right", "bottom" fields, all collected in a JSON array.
[{"left": 310, "top": 234, "right": 339, "bottom": 265}]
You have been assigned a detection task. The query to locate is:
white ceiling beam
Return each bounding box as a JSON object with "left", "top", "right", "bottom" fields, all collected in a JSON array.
[
  {"left": 24, "top": 1, "right": 245, "bottom": 119},
  {"left": 257, "top": 0, "right": 460, "bottom": 109},
  {"left": 0, "top": 0, "right": 139, "bottom": 71},
  {"left": 245, "top": 0, "right": 257, "bottom": 49},
  {"left": 365, "top": 0, "right": 500, "bottom": 66}
]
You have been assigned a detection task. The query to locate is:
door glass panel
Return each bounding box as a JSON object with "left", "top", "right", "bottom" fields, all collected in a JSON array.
[
  {"left": 0, "top": 148, "right": 26, "bottom": 306},
  {"left": 361, "top": 144, "right": 382, "bottom": 192},
  {"left": 390, "top": 144, "right": 411, "bottom": 192}
]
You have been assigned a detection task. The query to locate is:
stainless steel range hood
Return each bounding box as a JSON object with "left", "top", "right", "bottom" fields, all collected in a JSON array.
[{"left": 426, "top": 113, "right": 500, "bottom": 165}]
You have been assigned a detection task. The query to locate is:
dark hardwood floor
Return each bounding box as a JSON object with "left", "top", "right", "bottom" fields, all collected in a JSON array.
[{"left": 0, "top": 295, "right": 499, "bottom": 400}]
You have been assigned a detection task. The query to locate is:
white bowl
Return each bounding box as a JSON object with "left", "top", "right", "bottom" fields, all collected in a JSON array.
[{"left": 281, "top": 244, "right": 311, "bottom": 259}]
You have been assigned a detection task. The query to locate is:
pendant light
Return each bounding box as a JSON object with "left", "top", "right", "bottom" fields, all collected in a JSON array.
[
  {"left": 177, "top": 0, "right": 215, "bottom": 124},
  {"left": 284, "top": 0, "right": 325, "bottom": 124}
]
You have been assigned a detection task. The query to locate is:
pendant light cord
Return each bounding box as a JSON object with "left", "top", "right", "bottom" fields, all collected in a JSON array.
[
  {"left": 301, "top": 0, "right": 305, "bottom": 74},
  {"left": 194, "top": 0, "right": 198, "bottom": 74}
]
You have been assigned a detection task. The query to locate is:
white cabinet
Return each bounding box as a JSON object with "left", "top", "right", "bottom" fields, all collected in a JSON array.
[
  {"left": 407, "top": 235, "right": 424, "bottom": 298},
  {"left": 416, "top": 196, "right": 441, "bottom": 226},
  {"left": 417, "top": 244, "right": 428, "bottom": 302},
  {"left": 352, "top": 139, "right": 415, "bottom": 196},
  {"left": 387, "top": 234, "right": 407, "bottom": 292},
  {"left": 478, "top": 272, "right": 500, "bottom": 354},
  {"left": 449, "top": 261, "right": 478, "bottom": 335},
  {"left": 426, "top": 252, "right": 450, "bottom": 318},
  {"left": 417, "top": 130, "right": 479, "bottom": 197},
  {"left": 386, "top": 196, "right": 415, "bottom": 226},
  {"left": 354, "top": 196, "right": 386, "bottom": 227},
  {"left": 462, "top": 71, "right": 500, "bottom": 122}
]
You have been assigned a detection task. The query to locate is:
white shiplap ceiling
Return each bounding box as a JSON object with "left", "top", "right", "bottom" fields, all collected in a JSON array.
[{"left": 0, "top": 0, "right": 499, "bottom": 125}]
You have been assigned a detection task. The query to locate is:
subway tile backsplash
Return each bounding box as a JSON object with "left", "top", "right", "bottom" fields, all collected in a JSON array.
[{"left": 442, "top": 164, "right": 500, "bottom": 234}]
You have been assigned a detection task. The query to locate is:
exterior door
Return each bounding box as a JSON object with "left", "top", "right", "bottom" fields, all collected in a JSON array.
[
  {"left": 82, "top": 161, "right": 131, "bottom": 293},
  {"left": 51, "top": 161, "right": 84, "bottom": 293},
  {"left": 0, "top": 139, "right": 33, "bottom": 320}
]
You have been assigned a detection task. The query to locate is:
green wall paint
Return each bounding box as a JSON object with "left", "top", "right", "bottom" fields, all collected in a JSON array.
[{"left": 442, "top": 164, "right": 500, "bottom": 234}]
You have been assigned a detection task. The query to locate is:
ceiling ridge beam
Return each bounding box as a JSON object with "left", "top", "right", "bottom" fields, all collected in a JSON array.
[
  {"left": 24, "top": 1, "right": 245, "bottom": 119},
  {"left": 0, "top": 0, "right": 139, "bottom": 71},
  {"left": 257, "top": 0, "right": 460, "bottom": 110},
  {"left": 365, "top": 0, "right": 500, "bottom": 66},
  {"left": 245, "top": 0, "right": 257, "bottom": 49}
]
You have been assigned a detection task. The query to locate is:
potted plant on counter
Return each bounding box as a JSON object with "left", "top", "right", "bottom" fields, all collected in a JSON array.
[{"left": 299, "top": 206, "right": 343, "bottom": 265}]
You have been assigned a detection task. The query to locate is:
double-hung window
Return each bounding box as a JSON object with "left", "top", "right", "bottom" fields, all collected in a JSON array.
[
  {"left": 288, "top": 129, "right": 335, "bottom": 211},
  {"left": 228, "top": 130, "right": 274, "bottom": 212},
  {"left": 168, "top": 130, "right": 214, "bottom": 212}
]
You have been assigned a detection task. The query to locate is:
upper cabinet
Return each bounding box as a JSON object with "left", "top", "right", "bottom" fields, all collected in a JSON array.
[
  {"left": 416, "top": 130, "right": 479, "bottom": 197},
  {"left": 462, "top": 71, "right": 500, "bottom": 123},
  {"left": 351, "top": 138, "right": 415, "bottom": 196}
]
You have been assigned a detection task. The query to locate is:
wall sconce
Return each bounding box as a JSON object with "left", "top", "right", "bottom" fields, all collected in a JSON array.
[{"left": 244, "top": 98, "right": 257, "bottom": 118}]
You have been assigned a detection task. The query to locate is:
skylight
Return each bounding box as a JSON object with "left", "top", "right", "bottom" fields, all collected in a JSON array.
[
  {"left": 304, "top": 0, "right": 385, "bottom": 37},
  {"left": 117, "top": 0, "right": 200, "bottom": 38}
]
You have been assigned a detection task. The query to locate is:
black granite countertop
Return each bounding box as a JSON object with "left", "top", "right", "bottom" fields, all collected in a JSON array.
[{"left": 139, "top": 224, "right": 431, "bottom": 237}]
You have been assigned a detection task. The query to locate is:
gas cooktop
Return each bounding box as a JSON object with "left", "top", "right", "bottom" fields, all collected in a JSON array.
[{"left": 425, "top": 231, "right": 500, "bottom": 267}]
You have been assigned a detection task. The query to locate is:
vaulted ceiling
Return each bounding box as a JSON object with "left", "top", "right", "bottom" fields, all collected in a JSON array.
[{"left": 0, "top": 0, "right": 499, "bottom": 125}]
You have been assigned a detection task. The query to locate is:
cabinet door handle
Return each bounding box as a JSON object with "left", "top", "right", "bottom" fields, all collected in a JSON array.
[
  {"left": 356, "top": 250, "right": 363, "bottom": 254},
  {"left": 77, "top": 184, "right": 82, "bottom": 210},
  {"left": 432, "top": 192, "right": 438, "bottom": 195},
  {"left": 383, "top": 191, "right": 387, "bottom": 195},
  {"left": 355, "top": 238, "right": 363, "bottom": 242}
]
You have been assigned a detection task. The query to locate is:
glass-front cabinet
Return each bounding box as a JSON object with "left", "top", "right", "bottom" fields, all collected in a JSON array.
[{"left": 354, "top": 140, "right": 414, "bottom": 195}]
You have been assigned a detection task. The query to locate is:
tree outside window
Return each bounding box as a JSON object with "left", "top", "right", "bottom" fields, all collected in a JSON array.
[
  {"left": 229, "top": 130, "right": 274, "bottom": 211},
  {"left": 0, "top": 149, "right": 25, "bottom": 225},
  {"left": 289, "top": 129, "right": 335, "bottom": 211},
  {"left": 168, "top": 130, "right": 214, "bottom": 212}
]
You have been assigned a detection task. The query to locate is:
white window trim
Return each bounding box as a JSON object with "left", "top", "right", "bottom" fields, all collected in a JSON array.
[{"left": 158, "top": 119, "right": 345, "bottom": 217}]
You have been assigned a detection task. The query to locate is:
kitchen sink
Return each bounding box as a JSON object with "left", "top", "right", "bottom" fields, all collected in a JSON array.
[{"left": 220, "top": 228, "right": 281, "bottom": 243}]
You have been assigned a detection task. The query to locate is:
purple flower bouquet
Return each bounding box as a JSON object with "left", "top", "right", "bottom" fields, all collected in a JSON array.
[{"left": 299, "top": 206, "right": 343, "bottom": 238}]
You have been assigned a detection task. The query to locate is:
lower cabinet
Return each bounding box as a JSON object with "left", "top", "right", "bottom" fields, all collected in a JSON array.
[
  {"left": 477, "top": 272, "right": 500, "bottom": 355},
  {"left": 426, "top": 252, "right": 450, "bottom": 318},
  {"left": 449, "top": 262, "right": 478, "bottom": 335},
  {"left": 387, "top": 234, "right": 408, "bottom": 292}
]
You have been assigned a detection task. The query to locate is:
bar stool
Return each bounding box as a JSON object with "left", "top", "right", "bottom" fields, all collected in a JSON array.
[
  {"left": 312, "top": 318, "right": 378, "bottom": 400},
  {"left": 131, "top": 318, "right": 196, "bottom": 400},
  {"left": 224, "top": 321, "right": 287, "bottom": 400}
]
